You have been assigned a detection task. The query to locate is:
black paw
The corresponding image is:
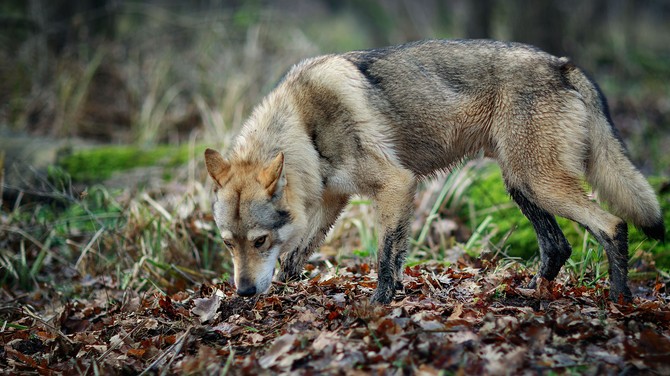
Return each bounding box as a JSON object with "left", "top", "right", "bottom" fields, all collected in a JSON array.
[
  {"left": 370, "top": 285, "right": 396, "bottom": 304},
  {"left": 609, "top": 287, "right": 633, "bottom": 304}
]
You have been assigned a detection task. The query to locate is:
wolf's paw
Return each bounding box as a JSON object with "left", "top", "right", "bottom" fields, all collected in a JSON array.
[
  {"left": 275, "top": 267, "right": 302, "bottom": 283},
  {"left": 370, "top": 286, "right": 395, "bottom": 305},
  {"left": 526, "top": 275, "right": 554, "bottom": 290},
  {"left": 609, "top": 287, "right": 633, "bottom": 304}
]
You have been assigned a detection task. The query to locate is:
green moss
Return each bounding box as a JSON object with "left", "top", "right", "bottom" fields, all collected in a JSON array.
[
  {"left": 461, "top": 164, "right": 670, "bottom": 267},
  {"left": 58, "top": 144, "right": 205, "bottom": 182}
]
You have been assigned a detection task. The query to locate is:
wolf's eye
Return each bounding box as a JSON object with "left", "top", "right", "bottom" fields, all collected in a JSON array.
[
  {"left": 253, "top": 235, "right": 267, "bottom": 248},
  {"left": 223, "top": 240, "right": 234, "bottom": 249}
]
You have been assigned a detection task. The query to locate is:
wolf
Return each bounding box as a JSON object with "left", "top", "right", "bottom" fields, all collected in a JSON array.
[{"left": 204, "top": 39, "right": 665, "bottom": 304}]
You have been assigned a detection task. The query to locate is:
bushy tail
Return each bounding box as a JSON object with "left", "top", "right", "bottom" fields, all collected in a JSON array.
[{"left": 563, "top": 60, "right": 665, "bottom": 241}]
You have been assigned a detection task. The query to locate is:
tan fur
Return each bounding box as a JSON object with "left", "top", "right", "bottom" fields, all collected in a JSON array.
[
  {"left": 259, "top": 152, "right": 285, "bottom": 196},
  {"left": 205, "top": 40, "right": 664, "bottom": 303}
]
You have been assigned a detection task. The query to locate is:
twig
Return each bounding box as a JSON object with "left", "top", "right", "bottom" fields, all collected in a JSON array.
[
  {"left": 140, "top": 326, "right": 192, "bottom": 376},
  {"left": 169, "top": 264, "right": 203, "bottom": 284},
  {"left": 142, "top": 192, "right": 173, "bottom": 222},
  {"left": 159, "top": 327, "right": 191, "bottom": 376},
  {"left": 75, "top": 226, "right": 106, "bottom": 269},
  {"left": 96, "top": 319, "right": 148, "bottom": 362},
  {"left": 21, "top": 307, "right": 75, "bottom": 345},
  {"left": 0, "top": 226, "right": 46, "bottom": 250}
]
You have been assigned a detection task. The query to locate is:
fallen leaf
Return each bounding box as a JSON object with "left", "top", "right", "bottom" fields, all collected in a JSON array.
[
  {"left": 248, "top": 332, "right": 264, "bottom": 344},
  {"left": 447, "top": 303, "right": 463, "bottom": 321},
  {"left": 331, "top": 293, "right": 346, "bottom": 303},
  {"left": 211, "top": 322, "right": 240, "bottom": 337},
  {"left": 191, "top": 294, "right": 222, "bottom": 323},
  {"left": 127, "top": 348, "right": 146, "bottom": 358},
  {"left": 258, "top": 333, "right": 297, "bottom": 369},
  {"left": 312, "top": 331, "right": 340, "bottom": 352}
]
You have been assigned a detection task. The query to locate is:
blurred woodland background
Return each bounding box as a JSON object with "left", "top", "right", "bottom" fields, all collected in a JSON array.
[
  {"left": 1, "top": 0, "right": 669, "bottom": 292},
  {"left": 2, "top": 0, "right": 669, "bottom": 170}
]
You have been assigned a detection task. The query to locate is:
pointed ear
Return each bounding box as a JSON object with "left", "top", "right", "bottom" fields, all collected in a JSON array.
[
  {"left": 258, "top": 152, "right": 285, "bottom": 198},
  {"left": 204, "top": 148, "right": 230, "bottom": 186}
]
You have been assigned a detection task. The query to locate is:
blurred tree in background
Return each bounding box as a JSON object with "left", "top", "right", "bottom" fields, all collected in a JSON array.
[{"left": 1, "top": 0, "right": 669, "bottom": 172}]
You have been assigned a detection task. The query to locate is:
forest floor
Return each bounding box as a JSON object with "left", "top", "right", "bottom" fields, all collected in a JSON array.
[{"left": 3, "top": 252, "right": 670, "bottom": 375}]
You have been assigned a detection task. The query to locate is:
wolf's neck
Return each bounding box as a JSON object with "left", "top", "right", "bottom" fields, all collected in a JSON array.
[
  {"left": 231, "top": 88, "right": 324, "bottom": 206},
  {"left": 232, "top": 91, "right": 297, "bottom": 163}
]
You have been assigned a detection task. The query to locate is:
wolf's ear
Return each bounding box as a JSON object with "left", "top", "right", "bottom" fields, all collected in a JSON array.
[
  {"left": 259, "top": 152, "right": 285, "bottom": 198},
  {"left": 204, "top": 148, "right": 230, "bottom": 186}
]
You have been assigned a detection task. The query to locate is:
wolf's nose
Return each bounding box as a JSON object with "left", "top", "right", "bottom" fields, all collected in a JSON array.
[{"left": 237, "top": 285, "right": 257, "bottom": 297}]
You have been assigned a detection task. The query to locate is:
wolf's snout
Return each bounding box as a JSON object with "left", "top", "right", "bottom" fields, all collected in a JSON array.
[
  {"left": 237, "top": 284, "right": 257, "bottom": 297},
  {"left": 237, "top": 277, "right": 258, "bottom": 297}
]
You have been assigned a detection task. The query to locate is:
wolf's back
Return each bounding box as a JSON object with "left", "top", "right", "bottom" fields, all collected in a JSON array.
[{"left": 562, "top": 61, "right": 665, "bottom": 241}]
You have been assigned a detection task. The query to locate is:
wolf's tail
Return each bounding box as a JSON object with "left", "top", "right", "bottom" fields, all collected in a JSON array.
[{"left": 562, "top": 59, "right": 665, "bottom": 241}]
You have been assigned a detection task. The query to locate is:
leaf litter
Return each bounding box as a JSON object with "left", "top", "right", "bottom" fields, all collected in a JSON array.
[{"left": 2, "top": 254, "right": 670, "bottom": 375}]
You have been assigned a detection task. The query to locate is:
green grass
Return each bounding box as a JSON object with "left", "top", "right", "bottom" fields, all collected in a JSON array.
[
  {"left": 0, "top": 168, "right": 225, "bottom": 294},
  {"left": 0, "top": 184, "right": 122, "bottom": 290},
  {"left": 57, "top": 144, "right": 205, "bottom": 182}
]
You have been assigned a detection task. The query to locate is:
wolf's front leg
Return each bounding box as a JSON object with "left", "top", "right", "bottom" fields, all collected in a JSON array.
[
  {"left": 276, "top": 241, "right": 316, "bottom": 282},
  {"left": 370, "top": 170, "right": 417, "bottom": 304},
  {"left": 276, "top": 192, "right": 350, "bottom": 283}
]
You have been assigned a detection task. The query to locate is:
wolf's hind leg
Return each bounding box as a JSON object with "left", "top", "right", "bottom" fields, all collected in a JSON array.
[
  {"left": 513, "top": 173, "right": 632, "bottom": 302},
  {"left": 276, "top": 192, "right": 349, "bottom": 282},
  {"left": 508, "top": 187, "right": 572, "bottom": 288},
  {"left": 370, "top": 169, "right": 416, "bottom": 304}
]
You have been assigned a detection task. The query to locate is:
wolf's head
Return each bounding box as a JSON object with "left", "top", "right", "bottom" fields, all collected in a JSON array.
[{"left": 204, "top": 148, "right": 295, "bottom": 297}]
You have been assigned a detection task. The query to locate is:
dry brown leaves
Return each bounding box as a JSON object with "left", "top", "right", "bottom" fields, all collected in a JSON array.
[{"left": 2, "top": 258, "right": 670, "bottom": 375}]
